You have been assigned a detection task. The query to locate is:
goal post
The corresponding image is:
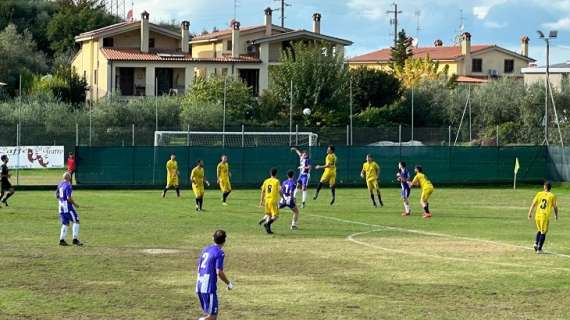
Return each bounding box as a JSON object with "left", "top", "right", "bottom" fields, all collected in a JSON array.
[{"left": 154, "top": 131, "right": 319, "bottom": 147}]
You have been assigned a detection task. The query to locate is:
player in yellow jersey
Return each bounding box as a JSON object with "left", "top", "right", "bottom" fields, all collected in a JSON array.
[
  {"left": 360, "top": 154, "right": 383, "bottom": 208},
  {"left": 191, "top": 160, "right": 210, "bottom": 212},
  {"left": 409, "top": 165, "right": 434, "bottom": 218},
  {"left": 528, "top": 181, "right": 559, "bottom": 253},
  {"left": 162, "top": 153, "right": 180, "bottom": 198},
  {"left": 314, "top": 145, "right": 337, "bottom": 205},
  {"left": 217, "top": 155, "right": 232, "bottom": 206},
  {"left": 258, "top": 168, "right": 280, "bottom": 234}
]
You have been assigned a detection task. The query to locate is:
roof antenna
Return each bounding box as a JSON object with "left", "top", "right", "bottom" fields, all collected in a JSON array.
[
  {"left": 273, "top": 0, "right": 292, "bottom": 28},
  {"left": 454, "top": 9, "right": 465, "bottom": 45}
]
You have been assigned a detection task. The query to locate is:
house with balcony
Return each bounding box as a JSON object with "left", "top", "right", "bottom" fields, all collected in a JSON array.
[
  {"left": 71, "top": 8, "right": 352, "bottom": 100},
  {"left": 347, "top": 33, "right": 535, "bottom": 83}
]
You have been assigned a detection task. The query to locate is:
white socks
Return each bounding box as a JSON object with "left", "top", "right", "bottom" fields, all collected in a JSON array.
[
  {"left": 302, "top": 190, "right": 307, "bottom": 203},
  {"left": 404, "top": 203, "right": 410, "bottom": 213},
  {"left": 72, "top": 223, "right": 80, "bottom": 239},
  {"left": 60, "top": 225, "right": 68, "bottom": 240}
]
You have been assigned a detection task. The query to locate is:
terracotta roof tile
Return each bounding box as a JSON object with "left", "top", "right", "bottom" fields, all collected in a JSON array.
[
  {"left": 192, "top": 24, "right": 290, "bottom": 41},
  {"left": 101, "top": 48, "right": 261, "bottom": 63},
  {"left": 348, "top": 45, "right": 494, "bottom": 62}
]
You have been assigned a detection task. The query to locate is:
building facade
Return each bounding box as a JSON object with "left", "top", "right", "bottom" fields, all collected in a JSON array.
[
  {"left": 347, "top": 33, "right": 534, "bottom": 83},
  {"left": 522, "top": 62, "right": 570, "bottom": 91},
  {"left": 71, "top": 9, "right": 352, "bottom": 101}
]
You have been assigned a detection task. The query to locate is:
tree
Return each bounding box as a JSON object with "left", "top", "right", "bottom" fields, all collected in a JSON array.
[
  {"left": 392, "top": 56, "right": 449, "bottom": 88},
  {"left": 30, "top": 64, "right": 87, "bottom": 105},
  {"left": 270, "top": 41, "right": 349, "bottom": 127},
  {"left": 47, "top": 0, "right": 119, "bottom": 57},
  {"left": 180, "top": 75, "right": 255, "bottom": 128},
  {"left": 390, "top": 29, "right": 413, "bottom": 68},
  {"left": 0, "top": 0, "right": 57, "bottom": 59},
  {"left": 0, "top": 24, "right": 47, "bottom": 95},
  {"left": 350, "top": 67, "right": 401, "bottom": 112}
]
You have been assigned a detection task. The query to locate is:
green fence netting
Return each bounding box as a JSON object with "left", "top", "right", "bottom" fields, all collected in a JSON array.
[{"left": 75, "top": 146, "right": 548, "bottom": 187}]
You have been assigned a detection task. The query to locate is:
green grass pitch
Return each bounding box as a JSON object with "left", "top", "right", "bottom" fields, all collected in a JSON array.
[{"left": 1, "top": 186, "right": 570, "bottom": 319}]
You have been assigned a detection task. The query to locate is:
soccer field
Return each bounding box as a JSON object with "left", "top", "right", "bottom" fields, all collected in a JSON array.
[{"left": 1, "top": 187, "right": 570, "bottom": 319}]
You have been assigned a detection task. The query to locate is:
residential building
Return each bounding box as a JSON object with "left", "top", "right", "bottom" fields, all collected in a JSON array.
[
  {"left": 522, "top": 62, "right": 570, "bottom": 90},
  {"left": 71, "top": 9, "right": 352, "bottom": 101},
  {"left": 347, "top": 33, "right": 535, "bottom": 83}
]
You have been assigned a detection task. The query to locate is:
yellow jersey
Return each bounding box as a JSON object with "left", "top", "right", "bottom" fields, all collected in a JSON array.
[
  {"left": 191, "top": 166, "right": 205, "bottom": 187},
  {"left": 533, "top": 191, "right": 557, "bottom": 216},
  {"left": 362, "top": 161, "right": 380, "bottom": 181},
  {"left": 261, "top": 177, "right": 280, "bottom": 203},
  {"left": 412, "top": 173, "right": 433, "bottom": 191},
  {"left": 217, "top": 162, "right": 230, "bottom": 180},
  {"left": 325, "top": 154, "right": 337, "bottom": 172},
  {"left": 166, "top": 159, "right": 178, "bottom": 178}
]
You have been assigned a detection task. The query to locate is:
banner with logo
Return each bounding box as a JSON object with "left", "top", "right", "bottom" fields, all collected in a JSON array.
[{"left": 0, "top": 146, "right": 65, "bottom": 169}]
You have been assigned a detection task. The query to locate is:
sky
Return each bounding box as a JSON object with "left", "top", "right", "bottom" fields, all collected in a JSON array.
[{"left": 128, "top": 0, "right": 570, "bottom": 65}]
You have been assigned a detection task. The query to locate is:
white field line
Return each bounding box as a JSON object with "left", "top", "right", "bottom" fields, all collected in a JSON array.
[
  {"left": 308, "top": 214, "right": 570, "bottom": 259},
  {"left": 347, "top": 229, "right": 570, "bottom": 271}
]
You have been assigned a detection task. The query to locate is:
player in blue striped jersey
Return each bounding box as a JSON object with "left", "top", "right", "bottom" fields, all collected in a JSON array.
[
  {"left": 291, "top": 147, "right": 311, "bottom": 208},
  {"left": 279, "top": 170, "right": 301, "bottom": 230}
]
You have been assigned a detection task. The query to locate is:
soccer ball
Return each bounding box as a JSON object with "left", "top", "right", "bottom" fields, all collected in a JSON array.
[{"left": 303, "top": 108, "right": 311, "bottom": 116}]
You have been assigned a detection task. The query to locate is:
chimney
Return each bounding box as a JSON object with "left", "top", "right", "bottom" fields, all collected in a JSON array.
[
  {"left": 434, "top": 39, "right": 443, "bottom": 47},
  {"left": 461, "top": 32, "right": 472, "bottom": 74},
  {"left": 232, "top": 20, "right": 240, "bottom": 58},
  {"left": 264, "top": 7, "right": 273, "bottom": 36},
  {"left": 521, "top": 35, "right": 529, "bottom": 57},
  {"left": 181, "top": 21, "right": 190, "bottom": 53},
  {"left": 140, "top": 11, "right": 150, "bottom": 53},
  {"left": 312, "top": 13, "right": 322, "bottom": 34}
]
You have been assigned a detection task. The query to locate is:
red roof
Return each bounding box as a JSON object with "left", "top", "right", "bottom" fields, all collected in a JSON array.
[
  {"left": 455, "top": 76, "right": 489, "bottom": 84},
  {"left": 348, "top": 45, "right": 494, "bottom": 62},
  {"left": 192, "top": 24, "right": 290, "bottom": 41},
  {"left": 101, "top": 48, "right": 261, "bottom": 63}
]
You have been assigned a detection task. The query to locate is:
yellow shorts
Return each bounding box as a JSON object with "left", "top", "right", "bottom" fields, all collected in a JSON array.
[
  {"left": 264, "top": 201, "right": 279, "bottom": 217},
  {"left": 193, "top": 185, "right": 204, "bottom": 198},
  {"left": 366, "top": 179, "right": 379, "bottom": 192},
  {"left": 166, "top": 177, "right": 179, "bottom": 188},
  {"left": 535, "top": 214, "right": 550, "bottom": 233},
  {"left": 320, "top": 170, "right": 336, "bottom": 186},
  {"left": 421, "top": 188, "right": 433, "bottom": 202},
  {"left": 219, "top": 179, "right": 232, "bottom": 193}
]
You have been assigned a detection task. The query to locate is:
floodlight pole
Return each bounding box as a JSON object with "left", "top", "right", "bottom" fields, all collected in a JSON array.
[
  {"left": 350, "top": 78, "right": 354, "bottom": 146},
  {"left": 545, "top": 39, "right": 550, "bottom": 145},
  {"left": 223, "top": 76, "right": 227, "bottom": 148},
  {"left": 289, "top": 79, "right": 293, "bottom": 146}
]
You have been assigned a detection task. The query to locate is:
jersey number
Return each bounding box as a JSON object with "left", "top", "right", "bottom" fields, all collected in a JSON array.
[
  {"left": 200, "top": 253, "right": 210, "bottom": 269},
  {"left": 267, "top": 185, "right": 273, "bottom": 193},
  {"left": 540, "top": 199, "right": 548, "bottom": 210}
]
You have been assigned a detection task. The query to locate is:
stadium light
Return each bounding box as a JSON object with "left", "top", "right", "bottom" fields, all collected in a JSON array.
[
  {"left": 537, "top": 29, "right": 558, "bottom": 144},
  {"left": 0, "top": 82, "right": 6, "bottom": 86}
]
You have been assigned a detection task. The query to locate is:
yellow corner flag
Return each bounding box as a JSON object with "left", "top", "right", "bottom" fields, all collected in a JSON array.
[{"left": 513, "top": 157, "right": 520, "bottom": 190}]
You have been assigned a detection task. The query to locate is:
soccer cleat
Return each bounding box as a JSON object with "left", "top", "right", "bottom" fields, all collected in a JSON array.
[
  {"left": 537, "top": 249, "right": 544, "bottom": 254},
  {"left": 301, "top": 202, "right": 305, "bottom": 209},
  {"left": 72, "top": 239, "right": 83, "bottom": 246},
  {"left": 59, "top": 239, "right": 69, "bottom": 246},
  {"left": 2, "top": 200, "right": 8, "bottom": 207},
  {"left": 313, "top": 194, "right": 319, "bottom": 200},
  {"left": 330, "top": 198, "right": 335, "bottom": 205},
  {"left": 290, "top": 225, "right": 299, "bottom": 230},
  {"left": 401, "top": 212, "right": 411, "bottom": 217},
  {"left": 379, "top": 201, "right": 384, "bottom": 207},
  {"left": 534, "top": 244, "right": 539, "bottom": 253},
  {"left": 264, "top": 223, "right": 273, "bottom": 234},
  {"left": 222, "top": 202, "right": 228, "bottom": 206},
  {"left": 423, "top": 213, "right": 432, "bottom": 218}
]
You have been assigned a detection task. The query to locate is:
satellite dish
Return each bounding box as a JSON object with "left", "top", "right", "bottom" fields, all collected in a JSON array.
[{"left": 411, "top": 38, "right": 419, "bottom": 47}]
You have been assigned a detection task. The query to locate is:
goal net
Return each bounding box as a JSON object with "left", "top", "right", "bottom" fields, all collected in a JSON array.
[{"left": 154, "top": 131, "right": 319, "bottom": 147}]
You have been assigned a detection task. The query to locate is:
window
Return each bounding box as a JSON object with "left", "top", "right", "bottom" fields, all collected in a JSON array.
[
  {"left": 94, "top": 70, "right": 97, "bottom": 85},
  {"left": 103, "top": 37, "right": 114, "bottom": 47},
  {"left": 504, "top": 59, "right": 514, "bottom": 73},
  {"left": 472, "top": 58, "right": 483, "bottom": 73},
  {"left": 226, "top": 40, "right": 232, "bottom": 51},
  {"left": 149, "top": 38, "right": 155, "bottom": 49}
]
